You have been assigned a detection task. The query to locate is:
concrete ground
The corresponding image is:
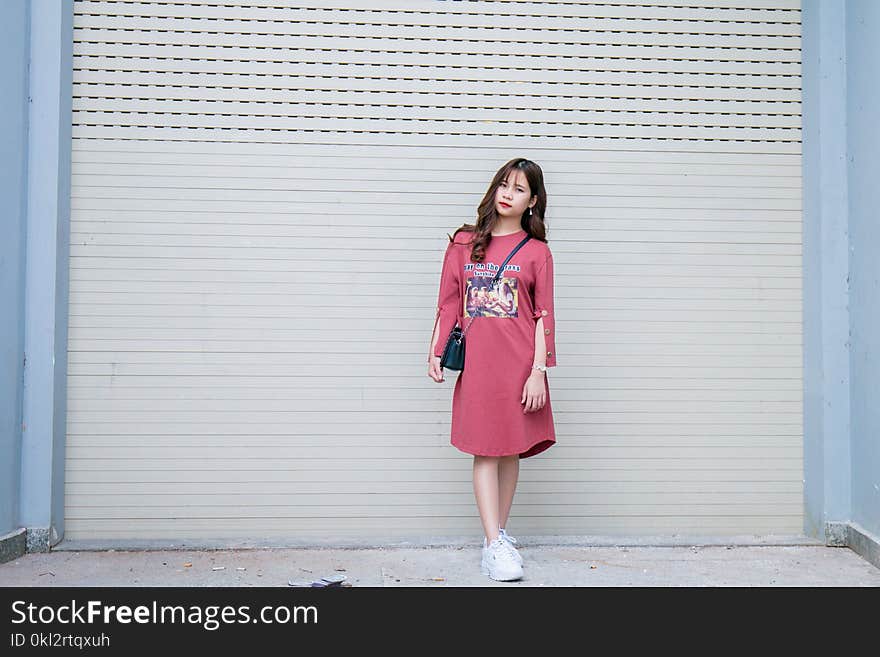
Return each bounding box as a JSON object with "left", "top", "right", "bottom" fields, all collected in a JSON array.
[{"left": 2, "top": 535, "right": 879, "bottom": 586}]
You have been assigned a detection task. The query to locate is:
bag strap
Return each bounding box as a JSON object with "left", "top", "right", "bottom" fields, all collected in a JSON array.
[{"left": 458, "top": 234, "right": 531, "bottom": 339}]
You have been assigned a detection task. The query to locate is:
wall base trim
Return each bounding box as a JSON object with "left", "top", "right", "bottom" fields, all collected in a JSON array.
[
  {"left": 0, "top": 528, "right": 27, "bottom": 564},
  {"left": 826, "top": 521, "right": 880, "bottom": 569}
]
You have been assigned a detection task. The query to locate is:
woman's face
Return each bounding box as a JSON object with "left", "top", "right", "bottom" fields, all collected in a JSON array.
[{"left": 495, "top": 169, "right": 535, "bottom": 218}]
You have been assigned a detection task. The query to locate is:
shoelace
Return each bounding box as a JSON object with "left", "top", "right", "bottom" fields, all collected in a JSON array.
[
  {"left": 499, "top": 530, "right": 522, "bottom": 565},
  {"left": 493, "top": 536, "right": 519, "bottom": 562}
]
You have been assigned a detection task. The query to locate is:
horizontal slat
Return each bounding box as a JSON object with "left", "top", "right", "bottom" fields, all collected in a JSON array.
[
  {"left": 63, "top": 420, "right": 804, "bottom": 435},
  {"left": 70, "top": 200, "right": 803, "bottom": 214},
  {"left": 63, "top": 466, "right": 801, "bottom": 484},
  {"left": 68, "top": 454, "right": 803, "bottom": 468},
  {"left": 65, "top": 311, "right": 802, "bottom": 326},
  {"left": 70, "top": 247, "right": 801, "bottom": 266},
  {"left": 70, "top": 57, "right": 802, "bottom": 84},
  {"left": 68, "top": 234, "right": 801, "bottom": 252},
  {"left": 63, "top": 284, "right": 802, "bottom": 300},
  {"left": 74, "top": 0, "right": 801, "bottom": 24},
  {"left": 70, "top": 290, "right": 802, "bottom": 312},
  {"left": 69, "top": 186, "right": 802, "bottom": 206},
  {"left": 65, "top": 226, "right": 802, "bottom": 243},
  {"left": 75, "top": 0, "right": 803, "bottom": 17},
  {"left": 64, "top": 478, "right": 802, "bottom": 493},
  {"left": 64, "top": 374, "right": 802, "bottom": 391},
  {"left": 73, "top": 70, "right": 804, "bottom": 103},
  {"left": 69, "top": 214, "right": 803, "bottom": 230},
  {"left": 66, "top": 332, "right": 805, "bottom": 351},
  {"left": 70, "top": 364, "right": 801, "bottom": 380},
  {"left": 69, "top": 127, "right": 804, "bottom": 151},
  {"left": 74, "top": 84, "right": 800, "bottom": 118},
  {"left": 67, "top": 298, "right": 802, "bottom": 317},
  {"left": 65, "top": 499, "right": 802, "bottom": 516},
  {"left": 68, "top": 376, "right": 803, "bottom": 398},
  {"left": 64, "top": 391, "right": 802, "bottom": 407},
  {"left": 71, "top": 272, "right": 802, "bottom": 296},
  {"left": 68, "top": 434, "right": 801, "bottom": 456},
  {"left": 69, "top": 113, "right": 801, "bottom": 143},
  {"left": 72, "top": 9, "right": 802, "bottom": 38},
  {"left": 70, "top": 251, "right": 800, "bottom": 272},
  {"left": 71, "top": 247, "right": 802, "bottom": 268},
  {"left": 67, "top": 498, "right": 802, "bottom": 518},
  {"left": 60, "top": 519, "right": 805, "bottom": 540},
  {"left": 70, "top": 330, "right": 802, "bottom": 352},
  {"left": 125, "top": 219, "right": 812, "bottom": 239},
  {"left": 71, "top": 41, "right": 802, "bottom": 65},
  {"left": 66, "top": 391, "right": 803, "bottom": 410},
  {"left": 66, "top": 364, "right": 803, "bottom": 380},
  {"left": 66, "top": 348, "right": 804, "bottom": 366},
  {"left": 71, "top": 167, "right": 801, "bottom": 187},
  {"left": 74, "top": 32, "right": 801, "bottom": 54},
  {"left": 71, "top": 100, "right": 802, "bottom": 130},
  {"left": 73, "top": 193, "right": 802, "bottom": 214},
  {"left": 74, "top": 42, "right": 801, "bottom": 78},
  {"left": 64, "top": 441, "right": 801, "bottom": 457},
  {"left": 71, "top": 138, "right": 803, "bottom": 162},
  {"left": 69, "top": 163, "right": 803, "bottom": 186},
  {"left": 64, "top": 348, "right": 805, "bottom": 366}
]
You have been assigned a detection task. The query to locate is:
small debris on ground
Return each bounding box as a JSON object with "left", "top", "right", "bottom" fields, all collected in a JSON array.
[
  {"left": 290, "top": 574, "right": 347, "bottom": 587},
  {"left": 212, "top": 566, "right": 225, "bottom": 571}
]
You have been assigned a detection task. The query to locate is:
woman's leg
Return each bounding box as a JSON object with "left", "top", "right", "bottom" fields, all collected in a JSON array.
[
  {"left": 473, "top": 455, "right": 501, "bottom": 542},
  {"left": 498, "top": 454, "right": 520, "bottom": 530}
]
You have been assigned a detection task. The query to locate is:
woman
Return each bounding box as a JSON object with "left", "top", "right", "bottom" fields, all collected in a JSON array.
[{"left": 427, "top": 158, "right": 558, "bottom": 581}]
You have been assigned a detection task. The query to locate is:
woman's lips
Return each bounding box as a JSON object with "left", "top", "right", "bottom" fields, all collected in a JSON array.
[{"left": 499, "top": 202, "right": 511, "bottom": 208}]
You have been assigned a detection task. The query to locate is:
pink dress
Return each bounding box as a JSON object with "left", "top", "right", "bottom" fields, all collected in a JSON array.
[{"left": 432, "top": 227, "right": 557, "bottom": 459}]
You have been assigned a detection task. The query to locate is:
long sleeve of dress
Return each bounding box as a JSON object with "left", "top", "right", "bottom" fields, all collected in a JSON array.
[
  {"left": 432, "top": 242, "right": 461, "bottom": 358},
  {"left": 532, "top": 252, "right": 557, "bottom": 367}
]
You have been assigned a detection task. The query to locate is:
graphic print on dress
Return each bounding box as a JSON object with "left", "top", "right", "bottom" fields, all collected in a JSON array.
[{"left": 463, "top": 261, "right": 522, "bottom": 318}]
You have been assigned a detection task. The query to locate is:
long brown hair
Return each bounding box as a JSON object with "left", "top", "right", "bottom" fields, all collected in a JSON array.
[{"left": 446, "top": 158, "right": 549, "bottom": 262}]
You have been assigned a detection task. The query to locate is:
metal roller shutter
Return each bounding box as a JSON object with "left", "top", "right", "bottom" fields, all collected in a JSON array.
[{"left": 66, "top": 0, "right": 803, "bottom": 541}]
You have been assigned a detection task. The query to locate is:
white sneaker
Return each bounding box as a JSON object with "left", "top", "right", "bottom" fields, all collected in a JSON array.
[
  {"left": 498, "top": 528, "right": 523, "bottom": 567},
  {"left": 481, "top": 536, "right": 524, "bottom": 581}
]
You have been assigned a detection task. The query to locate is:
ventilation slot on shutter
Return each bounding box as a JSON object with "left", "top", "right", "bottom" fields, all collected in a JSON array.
[{"left": 73, "top": 0, "right": 801, "bottom": 148}]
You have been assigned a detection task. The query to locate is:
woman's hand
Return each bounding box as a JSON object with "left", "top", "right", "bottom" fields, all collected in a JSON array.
[
  {"left": 427, "top": 355, "right": 445, "bottom": 383},
  {"left": 521, "top": 370, "right": 546, "bottom": 413}
]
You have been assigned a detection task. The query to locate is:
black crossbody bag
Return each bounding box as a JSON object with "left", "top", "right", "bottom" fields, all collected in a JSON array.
[{"left": 439, "top": 234, "right": 532, "bottom": 371}]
